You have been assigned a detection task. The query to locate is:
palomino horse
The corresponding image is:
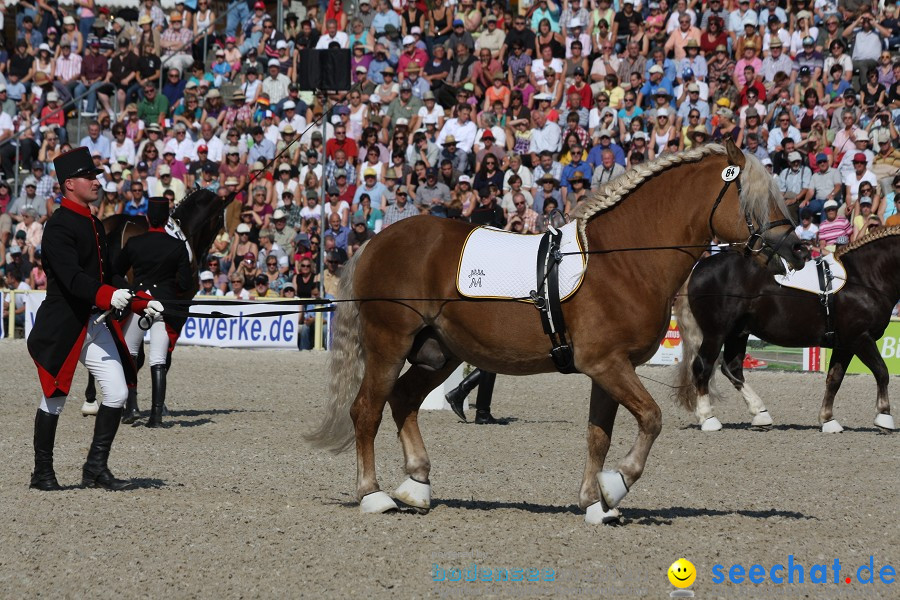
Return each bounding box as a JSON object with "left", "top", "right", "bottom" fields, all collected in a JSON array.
[
  {"left": 674, "top": 230, "right": 900, "bottom": 433},
  {"left": 306, "top": 141, "right": 808, "bottom": 523},
  {"left": 83, "top": 188, "right": 228, "bottom": 404}
]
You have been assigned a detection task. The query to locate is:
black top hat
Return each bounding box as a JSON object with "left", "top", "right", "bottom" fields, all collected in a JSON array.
[
  {"left": 54, "top": 146, "right": 104, "bottom": 188},
  {"left": 147, "top": 196, "right": 169, "bottom": 226}
]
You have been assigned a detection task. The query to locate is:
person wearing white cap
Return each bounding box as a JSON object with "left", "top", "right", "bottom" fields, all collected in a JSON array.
[
  {"left": 198, "top": 270, "right": 224, "bottom": 296},
  {"left": 559, "top": 0, "right": 590, "bottom": 39},
  {"left": 475, "top": 14, "right": 505, "bottom": 59},
  {"left": 777, "top": 150, "right": 813, "bottom": 221},
  {"left": 398, "top": 35, "right": 428, "bottom": 82},
  {"left": 262, "top": 57, "right": 291, "bottom": 105},
  {"left": 316, "top": 18, "right": 350, "bottom": 49}
]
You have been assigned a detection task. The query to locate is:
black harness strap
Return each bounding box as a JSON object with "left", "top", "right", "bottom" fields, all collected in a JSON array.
[
  {"left": 816, "top": 259, "right": 837, "bottom": 348},
  {"left": 530, "top": 227, "right": 578, "bottom": 374}
]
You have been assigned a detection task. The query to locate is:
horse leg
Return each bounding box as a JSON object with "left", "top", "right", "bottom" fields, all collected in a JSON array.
[
  {"left": 820, "top": 347, "right": 853, "bottom": 433},
  {"left": 854, "top": 337, "right": 896, "bottom": 431},
  {"left": 694, "top": 339, "right": 724, "bottom": 431},
  {"left": 589, "top": 359, "right": 663, "bottom": 509},
  {"left": 388, "top": 360, "right": 462, "bottom": 511},
  {"left": 351, "top": 353, "right": 407, "bottom": 514},
  {"left": 722, "top": 333, "right": 772, "bottom": 427},
  {"left": 580, "top": 383, "right": 621, "bottom": 524}
]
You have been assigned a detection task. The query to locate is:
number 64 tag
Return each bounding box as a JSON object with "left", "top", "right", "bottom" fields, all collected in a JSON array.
[{"left": 721, "top": 166, "right": 740, "bottom": 181}]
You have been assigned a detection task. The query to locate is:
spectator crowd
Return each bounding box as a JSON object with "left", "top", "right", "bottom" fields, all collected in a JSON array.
[{"left": 5, "top": 0, "right": 900, "bottom": 337}]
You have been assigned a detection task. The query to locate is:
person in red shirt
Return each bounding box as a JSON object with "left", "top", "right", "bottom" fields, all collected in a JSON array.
[
  {"left": 325, "top": 121, "right": 359, "bottom": 161},
  {"left": 567, "top": 67, "right": 593, "bottom": 110}
]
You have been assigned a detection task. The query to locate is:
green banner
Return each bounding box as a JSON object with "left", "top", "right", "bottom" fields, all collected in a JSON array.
[{"left": 823, "top": 319, "right": 900, "bottom": 375}]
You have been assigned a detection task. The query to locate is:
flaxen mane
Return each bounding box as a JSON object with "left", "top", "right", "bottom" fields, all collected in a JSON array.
[
  {"left": 835, "top": 225, "right": 900, "bottom": 258},
  {"left": 573, "top": 143, "right": 780, "bottom": 250}
]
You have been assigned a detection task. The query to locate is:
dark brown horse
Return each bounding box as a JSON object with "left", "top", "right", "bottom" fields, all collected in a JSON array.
[
  {"left": 674, "top": 230, "right": 900, "bottom": 433},
  {"left": 306, "top": 141, "right": 808, "bottom": 523}
]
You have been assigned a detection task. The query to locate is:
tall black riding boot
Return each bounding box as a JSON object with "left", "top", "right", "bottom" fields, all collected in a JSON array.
[
  {"left": 82, "top": 404, "right": 131, "bottom": 490},
  {"left": 474, "top": 372, "right": 501, "bottom": 424},
  {"left": 445, "top": 368, "right": 484, "bottom": 422},
  {"left": 30, "top": 409, "right": 62, "bottom": 490},
  {"left": 146, "top": 365, "right": 166, "bottom": 428}
]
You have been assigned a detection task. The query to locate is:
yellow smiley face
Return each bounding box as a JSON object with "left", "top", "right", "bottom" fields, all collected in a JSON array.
[{"left": 668, "top": 558, "right": 696, "bottom": 588}]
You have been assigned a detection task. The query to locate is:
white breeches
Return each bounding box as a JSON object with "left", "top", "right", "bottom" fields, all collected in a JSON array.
[
  {"left": 123, "top": 313, "right": 169, "bottom": 367},
  {"left": 39, "top": 320, "right": 128, "bottom": 415}
]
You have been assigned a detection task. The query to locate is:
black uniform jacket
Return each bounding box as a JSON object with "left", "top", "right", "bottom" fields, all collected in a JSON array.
[
  {"left": 27, "top": 198, "right": 137, "bottom": 398},
  {"left": 115, "top": 227, "right": 193, "bottom": 349}
]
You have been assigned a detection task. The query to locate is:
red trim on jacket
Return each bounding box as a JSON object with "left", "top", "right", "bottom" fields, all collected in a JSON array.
[
  {"left": 165, "top": 322, "right": 179, "bottom": 353},
  {"left": 94, "top": 284, "right": 116, "bottom": 310},
  {"left": 147, "top": 227, "right": 166, "bottom": 233},
  {"left": 60, "top": 197, "right": 92, "bottom": 217},
  {"left": 37, "top": 327, "right": 87, "bottom": 397}
]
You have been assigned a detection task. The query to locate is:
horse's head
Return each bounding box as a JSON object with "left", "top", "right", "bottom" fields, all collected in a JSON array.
[
  {"left": 714, "top": 140, "right": 809, "bottom": 275},
  {"left": 172, "top": 187, "right": 231, "bottom": 260}
]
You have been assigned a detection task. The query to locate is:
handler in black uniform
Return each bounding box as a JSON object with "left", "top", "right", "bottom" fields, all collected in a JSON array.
[
  {"left": 27, "top": 147, "right": 162, "bottom": 491},
  {"left": 117, "top": 197, "right": 192, "bottom": 427},
  {"left": 445, "top": 369, "right": 501, "bottom": 424}
]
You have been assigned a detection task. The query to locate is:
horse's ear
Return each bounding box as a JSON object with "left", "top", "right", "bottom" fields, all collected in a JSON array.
[{"left": 724, "top": 138, "right": 746, "bottom": 168}]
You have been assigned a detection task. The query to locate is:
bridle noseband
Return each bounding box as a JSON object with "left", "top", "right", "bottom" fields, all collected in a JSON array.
[{"left": 708, "top": 168, "right": 794, "bottom": 265}]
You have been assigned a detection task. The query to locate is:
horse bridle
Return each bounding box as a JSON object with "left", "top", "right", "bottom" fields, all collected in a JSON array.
[{"left": 708, "top": 170, "right": 794, "bottom": 265}]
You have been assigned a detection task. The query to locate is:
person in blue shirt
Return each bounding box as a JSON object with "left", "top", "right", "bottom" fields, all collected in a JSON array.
[
  {"left": 645, "top": 47, "right": 677, "bottom": 84},
  {"left": 371, "top": 0, "right": 401, "bottom": 36},
  {"left": 560, "top": 141, "right": 593, "bottom": 198},
  {"left": 122, "top": 190, "right": 149, "bottom": 216},
  {"left": 367, "top": 44, "right": 393, "bottom": 86},
  {"left": 78, "top": 122, "right": 111, "bottom": 162},
  {"left": 638, "top": 67, "right": 674, "bottom": 108},
  {"left": 587, "top": 130, "right": 626, "bottom": 167}
]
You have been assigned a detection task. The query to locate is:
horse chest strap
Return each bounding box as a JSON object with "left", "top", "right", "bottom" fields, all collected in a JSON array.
[{"left": 530, "top": 229, "right": 578, "bottom": 374}]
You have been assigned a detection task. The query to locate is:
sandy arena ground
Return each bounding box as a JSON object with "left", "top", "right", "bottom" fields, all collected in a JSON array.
[{"left": 0, "top": 341, "right": 898, "bottom": 599}]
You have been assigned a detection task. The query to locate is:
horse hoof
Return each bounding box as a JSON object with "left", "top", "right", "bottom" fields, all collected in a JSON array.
[
  {"left": 874, "top": 413, "right": 896, "bottom": 431},
  {"left": 81, "top": 401, "right": 98, "bottom": 417},
  {"left": 359, "top": 491, "right": 398, "bottom": 514},
  {"left": 598, "top": 471, "right": 629, "bottom": 509},
  {"left": 585, "top": 500, "right": 621, "bottom": 525},
  {"left": 701, "top": 417, "right": 723, "bottom": 431},
  {"left": 394, "top": 477, "right": 431, "bottom": 510},
  {"left": 751, "top": 410, "right": 773, "bottom": 427},
  {"left": 821, "top": 419, "right": 844, "bottom": 433}
]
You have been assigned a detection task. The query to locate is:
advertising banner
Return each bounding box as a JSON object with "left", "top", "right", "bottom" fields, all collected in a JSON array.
[
  {"left": 824, "top": 320, "right": 900, "bottom": 375},
  {"left": 23, "top": 291, "right": 47, "bottom": 340},
  {"left": 648, "top": 316, "right": 683, "bottom": 365},
  {"left": 179, "top": 302, "right": 302, "bottom": 349}
]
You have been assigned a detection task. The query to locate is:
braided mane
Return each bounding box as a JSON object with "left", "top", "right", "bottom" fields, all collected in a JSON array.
[
  {"left": 573, "top": 143, "right": 777, "bottom": 250},
  {"left": 835, "top": 225, "right": 900, "bottom": 258}
]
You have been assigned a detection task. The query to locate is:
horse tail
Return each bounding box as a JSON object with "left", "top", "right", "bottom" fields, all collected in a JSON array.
[
  {"left": 673, "top": 279, "right": 702, "bottom": 412},
  {"left": 304, "top": 243, "right": 368, "bottom": 454}
]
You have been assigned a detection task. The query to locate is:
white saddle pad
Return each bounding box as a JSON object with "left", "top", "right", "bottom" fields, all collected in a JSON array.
[
  {"left": 774, "top": 254, "right": 847, "bottom": 295},
  {"left": 457, "top": 221, "right": 586, "bottom": 300}
]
